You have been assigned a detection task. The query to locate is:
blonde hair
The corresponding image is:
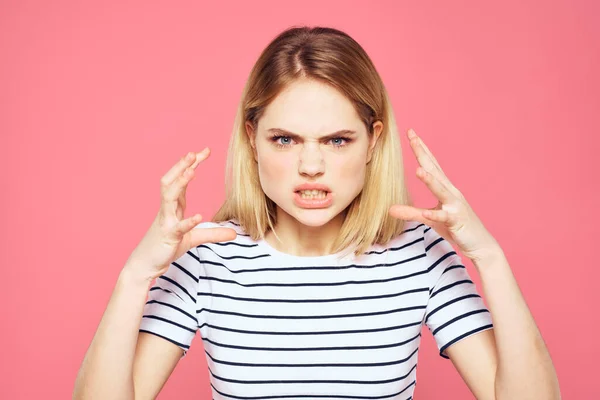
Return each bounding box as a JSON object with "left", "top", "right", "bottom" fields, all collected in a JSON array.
[{"left": 212, "top": 26, "right": 414, "bottom": 258}]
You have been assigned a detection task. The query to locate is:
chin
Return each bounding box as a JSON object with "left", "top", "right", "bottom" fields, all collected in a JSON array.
[
  {"left": 294, "top": 214, "right": 333, "bottom": 227},
  {"left": 288, "top": 207, "right": 343, "bottom": 228}
]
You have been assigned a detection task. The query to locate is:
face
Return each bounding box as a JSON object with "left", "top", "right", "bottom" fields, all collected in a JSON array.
[{"left": 246, "top": 78, "right": 383, "bottom": 229}]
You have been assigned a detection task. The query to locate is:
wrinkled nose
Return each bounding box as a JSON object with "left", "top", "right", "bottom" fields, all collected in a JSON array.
[{"left": 298, "top": 145, "right": 325, "bottom": 177}]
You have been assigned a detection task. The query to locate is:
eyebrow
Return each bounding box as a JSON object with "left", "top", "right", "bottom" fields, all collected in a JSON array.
[{"left": 266, "top": 128, "right": 357, "bottom": 140}]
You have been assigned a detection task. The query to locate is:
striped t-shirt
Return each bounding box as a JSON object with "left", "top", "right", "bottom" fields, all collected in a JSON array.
[{"left": 139, "top": 219, "right": 494, "bottom": 400}]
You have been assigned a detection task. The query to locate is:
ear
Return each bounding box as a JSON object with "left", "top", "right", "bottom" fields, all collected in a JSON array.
[
  {"left": 367, "top": 121, "right": 383, "bottom": 163},
  {"left": 245, "top": 121, "right": 258, "bottom": 162}
]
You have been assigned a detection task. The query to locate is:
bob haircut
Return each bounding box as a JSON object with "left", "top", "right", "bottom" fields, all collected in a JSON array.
[{"left": 213, "top": 25, "right": 414, "bottom": 259}]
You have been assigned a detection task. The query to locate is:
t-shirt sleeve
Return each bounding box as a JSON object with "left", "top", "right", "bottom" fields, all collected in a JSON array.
[
  {"left": 138, "top": 246, "right": 205, "bottom": 358},
  {"left": 422, "top": 225, "right": 494, "bottom": 359}
]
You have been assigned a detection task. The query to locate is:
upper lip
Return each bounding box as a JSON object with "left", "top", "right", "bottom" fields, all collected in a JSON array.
[{"left": 294, "top": 183, "right": 332, "bottom": 192}]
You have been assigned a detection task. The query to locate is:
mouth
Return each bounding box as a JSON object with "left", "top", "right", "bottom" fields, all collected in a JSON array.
[
  {"left": 293, "top": 190, "right": 333, "bottom": 208},
  {"left": 294, "top": 189, "right": 330, "bottom": 199}
]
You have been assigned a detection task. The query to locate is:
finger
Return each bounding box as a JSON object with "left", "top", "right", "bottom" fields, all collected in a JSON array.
[
  {"left": 189, "top": 227, "right": 238, "bottom": 248},
  {"left": 170, "top": 213, "right": 204, "bottom": 240},
  {"left": 178, "top": 148, "right": 211, "bottom": 197},
  {"left": 164, "top": 147, "right": 211, "bottom": 203},
  {"left": 408, "top": 129, "right": 460, "bottom": 196},
  {"left": 175, "top": 196, "right": 186, "bottom": 221},
  {"left": 416, "top": 167, "right": 453, "bottom": 204},
  {"left": 163, "top": 164, "right": 196, "bottom": 203},
  {"left": 408, "top": 129, "right": 444, "bottom": 173},
  {"left": 388, "top": 204, "right": 431, "bottom": 225},
  {"left": 177, "top": 153, "right": 205, "bottom": 211},
  {"left": 422, "top": 208, "right": 451, "bottom": 223},
  {"left": 408, "top": 133, "right": 439, "bottom": 177},
  {"left": 161, "top": 148, "right": 209, "bottom": 188}
]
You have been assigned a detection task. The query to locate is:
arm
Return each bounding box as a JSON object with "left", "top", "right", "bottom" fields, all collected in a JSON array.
[
  {"left": 446, "top": 248, "right": 561, "bottom": 400},
  {"left": 390, "top": 129, "right": 561, "bottom": 399},
  {"left": 72, "top": 265, "right": 183, "bottom": 400},
  {"left": 73, "top": 149, "right": 236, "bottom": 399}
]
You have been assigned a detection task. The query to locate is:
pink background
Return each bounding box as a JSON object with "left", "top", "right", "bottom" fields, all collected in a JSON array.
[{"left": 1, "top": 0, "right": 598, "bottom": 398}]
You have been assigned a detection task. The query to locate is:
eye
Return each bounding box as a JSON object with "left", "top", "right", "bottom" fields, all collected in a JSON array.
[
  {"left": 271, "top": 135, "right": 294, "bottom": 148},
  {"left": 331, "top": 137, "right": 349, "bottom": 147},
  {"left": 269, "top": 135, "right": 353, "bottom": 149}
]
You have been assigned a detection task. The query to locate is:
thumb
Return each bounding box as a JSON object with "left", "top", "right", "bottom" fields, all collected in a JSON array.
[
  {"left": 189, "top": 227, "right": 238, "bottom": 248},
  {"left": 389, "top": 204, "right": 428, "bottom": 225}
]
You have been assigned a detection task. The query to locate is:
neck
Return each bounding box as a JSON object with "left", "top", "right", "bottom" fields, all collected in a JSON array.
[{"left": 265, "top": 211, "right": 346, "bottom": 257}]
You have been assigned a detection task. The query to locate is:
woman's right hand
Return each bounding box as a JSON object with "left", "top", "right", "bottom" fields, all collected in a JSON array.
[{"left": 125, "top": 148, "right": 237, "bottom": 281}]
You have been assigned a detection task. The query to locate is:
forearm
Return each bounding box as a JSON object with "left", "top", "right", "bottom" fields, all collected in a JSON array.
[
  {"left": 73, "top": 266, "right": 152, "bottom": 400},
  {"left": 474, "top": 249, "right": 561, "bottom": 400}
]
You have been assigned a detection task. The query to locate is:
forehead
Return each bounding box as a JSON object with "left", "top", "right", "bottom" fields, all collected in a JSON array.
[{"left": 258, "top": 79, "right": 364, "bottom": 135}]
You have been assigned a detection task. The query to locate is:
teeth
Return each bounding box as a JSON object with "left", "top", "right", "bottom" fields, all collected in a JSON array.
[{"left": 299, "top": 189, "right": 328, "bottom": 199}]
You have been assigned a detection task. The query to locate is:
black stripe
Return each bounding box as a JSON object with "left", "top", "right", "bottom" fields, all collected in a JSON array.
[
  {"left": 186, "top": 249, "right": 200, "bottom": 262},
  {"left": 138, "top": 329, "right": 190, "bottom": 349},
  {"left": 149, "top": 286, "right": 185, "bottom": 302},
  {"left": 425, "top": 236, "right": 444, "bottom": 252},
  {"left": 432, "top": 309, "right": 490, "bottom": 335},
  {"left": 198, "top": 320, "right": 423, "bottom": 336},
  {"left": 204, "top": 348, "right": 419, "bottom": 368},
  {"left": 199, "top": 240, "right": 425, "bottom": 274},
  {"left": 221, "top": 221, "right": 422, "bottom": 238},
  {"left": 423, "top": 294, "right": 481, "bottom": 324},
  {"left": 149, "top": 286, "right": 174, "bottom": 294},
  {"left": 363, "top": 229, "right": 425, "bottom": 256},
  {"left": 198, "top": 287, "right": 429, "bottom": 304},
  {"left": 224, "top": 236, "right": 423, "bottom": 259},
  {"left": 201, "top": 245, "right": 273, "bottom": 260},
  {"left": 439, "top": 324, "right": 494, "bottom": 359},
  {"left": 427, "top": 251, "right": 457, "bottom": 274},
  {"left": 440, "top": 263, "right": 465, "bottom": 274},
  {"left": 197, "top": 304, "right": 426, "bottom": 320},
  {"left": 427, "top": 265, "right": 466, "bottom": 295},
  {"left": 210, "top": 380, "right": 415, "bottom": 399},
  {"left": 362, "top": 239, "right": 421, "bottom": 256},
  {"left": 195, "top": 252, "right": 441, "bottom": 287},
  {"left": 202, "top": 332, "right": 422, "bottom": 352},
  {"left": 209, "top": 241, "right": 260, "bottom": 248},
  {"left": 208, "top": 363, "right": 417, "bottom": 385},
  {"left": 142, "top": 314, "right": 197, "bottom": 333},
  {"left": 430, "top": 279, "right": 473, "bottom": 299},
  {"left": 145, "top": 300, "right": 197, "bottom": 323},
  {"left": 171, "top": 260, "right": 199, "bottom": 283},
  {"left": 196, "top": 263, "right": 429, "bottom": 287},
  {"left": 158, "top": 275, "right": 196, "bottom": 303}
]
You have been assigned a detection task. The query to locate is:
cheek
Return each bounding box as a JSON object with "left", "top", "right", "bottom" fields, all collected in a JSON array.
[
  {"left": 333, "top": 152, "right": 369, "bottom": 197},
  {"left": 335, "top": 154, "right": 367, "bottom": 180},
  {"left": 257, "top": 152, "right": 293, "bottom": 189}
]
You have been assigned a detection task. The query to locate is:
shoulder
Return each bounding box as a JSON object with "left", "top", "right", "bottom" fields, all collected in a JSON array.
[
  {"left": 376, "top": 221, "right": 458, "bottom": 272},
  {"left": 384, "top": 220, "right": 428, "bottom": 251},
  {"left": 391, "top": 220, "right": 455, "bottom": 257},
  {"left": 355, "top": 220, "right": 427, "bottom": 263}
]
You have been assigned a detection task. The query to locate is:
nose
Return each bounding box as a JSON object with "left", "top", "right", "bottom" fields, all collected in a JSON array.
[{"left": 298, "top": 144, "right": 325, "bottom": 177}]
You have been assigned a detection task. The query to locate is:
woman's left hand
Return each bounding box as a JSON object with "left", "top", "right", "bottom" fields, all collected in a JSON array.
[{"left": 389, "top": 129, "right": 501, "bottom": 264}]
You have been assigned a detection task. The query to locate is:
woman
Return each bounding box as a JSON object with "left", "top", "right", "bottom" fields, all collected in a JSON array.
[{"left": 73, "top": 26, "right": 560, "bottom": 399}]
